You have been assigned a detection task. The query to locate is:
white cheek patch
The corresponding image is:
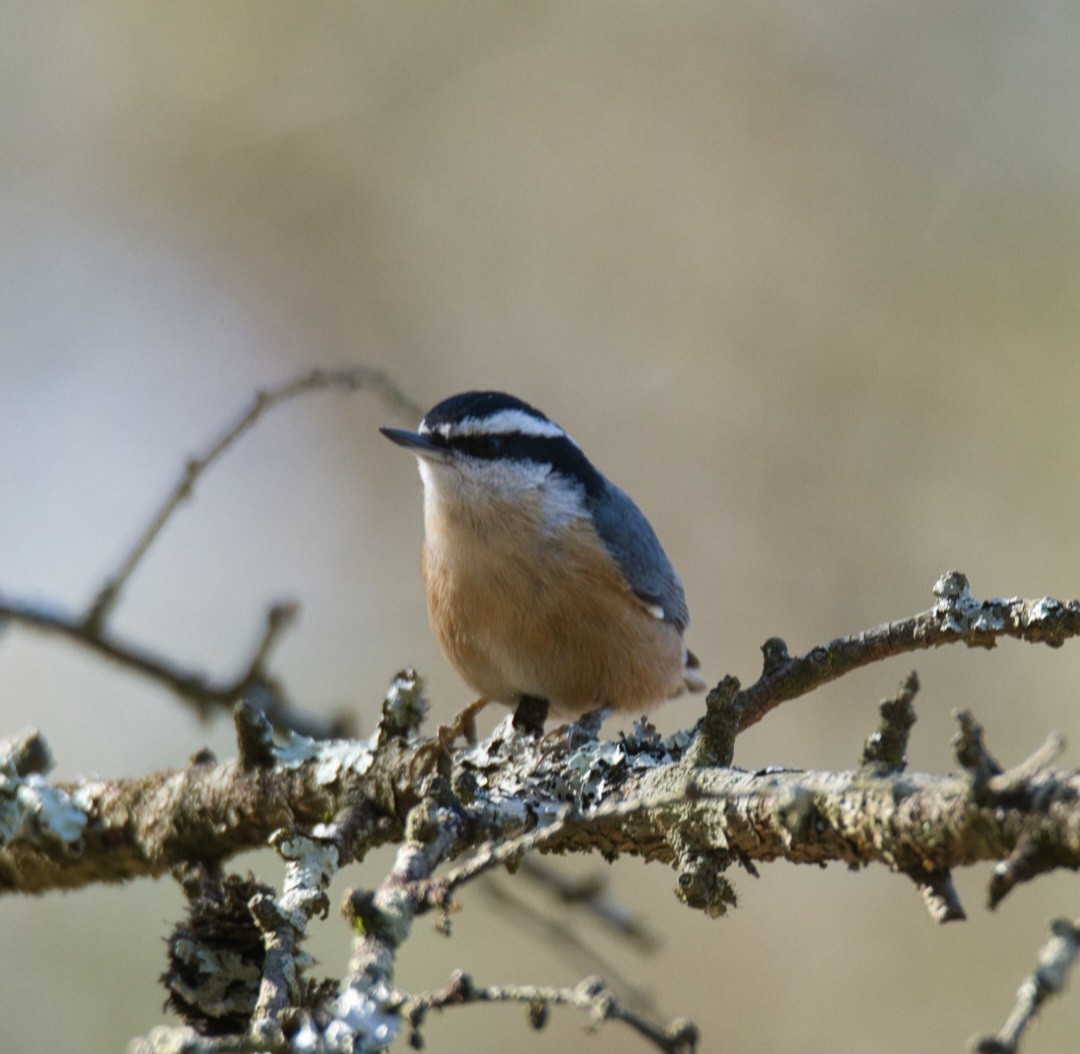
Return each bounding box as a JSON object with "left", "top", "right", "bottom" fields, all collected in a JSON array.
[
  {"left": 419, "top": 454, "right": 588, "bottom": 534},
  {"left": 419, "top": 455, "right": 550, "bottom": 505},
  {"left": 644, "top": 603, "right": 666, "bottom": 620}
]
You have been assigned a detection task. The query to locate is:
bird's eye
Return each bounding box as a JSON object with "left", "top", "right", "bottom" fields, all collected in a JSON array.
[
  {"left": 453, "top": 434, "right": 504, "bottom": 459},
  {"left": 466, "top": 435, "right": 502, "bottom": 457}
]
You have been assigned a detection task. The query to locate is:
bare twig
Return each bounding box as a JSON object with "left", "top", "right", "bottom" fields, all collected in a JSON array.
[
  {"left": 518, "top": 857, "right": 661, "bottom": 952},
  {"left": 988, "top": 732, "right": 1066, "bottom": 800},
  {"left": 84, "top": 365, "right": 422, "bottom": 632},
  {"left": 972, "top": 917, "right": 1080, "bottom": 1054},
  {"left": 0, "top": 728, "right": 52, "bottom": 777},
  {"left": 234, "top": 700, "right": 276, "bottom": 770},
  {"left": 908, "top": 868, "right": 966, "bottom": 924},
  {"left": 0, "top": 596, "right": 344, "bottom": 739},
  {"left": 953, "top": 709, "right": 1004, "bottom": 791},
  {"left": 396, "top": 971, "right": 698, "bottom": 1053},
  {"left": 0, "top": 365, "right": 423, "bottom": 739},
  {"left": 733, "top": 573, "right": 1080, "bottom": 732},
  {"left": 480, "top": 876, "right": 658, "bottom": 1009}
]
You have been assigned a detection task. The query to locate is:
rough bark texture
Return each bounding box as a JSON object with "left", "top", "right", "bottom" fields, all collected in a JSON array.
[{"left": 3, "top": 698, "right": 1078, "bottom": 905}]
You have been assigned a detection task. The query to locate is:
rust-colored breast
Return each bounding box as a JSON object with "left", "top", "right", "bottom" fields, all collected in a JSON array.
[{"left": 420, "top": 495, "right": 686, "bottom": 714}]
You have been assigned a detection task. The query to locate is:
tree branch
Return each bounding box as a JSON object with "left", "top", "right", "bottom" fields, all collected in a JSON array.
[
  {"left": 0, "top": 596, "right": 343, "bottom": 738},
  {"left": 7, "top": 572, "right": 1080, "bottom": 1052},
  {"left": 4, "top": 703, "right": 1077, "bottom": 906},
  {"left": 396, "top": 971, "right": 697, "bottom": 1053},
  {"left": 731, "top": 572, "right": 1080, "bottom": 733},
  {"left": 0, "top": 365, "right": 424, "bottom": 740},
  {"left": 84, "top": 365, "right": 422, "bottom": 633}
]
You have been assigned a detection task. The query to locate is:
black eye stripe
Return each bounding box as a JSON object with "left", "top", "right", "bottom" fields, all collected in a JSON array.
[
  {"left": 448, "top": 432, "right": 604, "bottom": 498},
  {"left": 450, "top": 433, "right": 530, "bottom": 459},
  {"left": 450, "top": 434, "right": 502, "bottom": 457}
]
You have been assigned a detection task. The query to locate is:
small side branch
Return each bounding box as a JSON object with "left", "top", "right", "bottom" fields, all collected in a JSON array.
[
  {"left": 397, "top": 971, "right": 698, "bottom": 1054},
  {"left": 84, "top": 365, "right": 422, "bottom": 631},
  {"left": 1, "top": 366, "right": 423, "bottom": 740},
  {"left": 972, "top": 918, "right": 1080, "bottom": 1054},
  {"left": 0, "top": 596, "right": 341, "bottom": 739},
  {"left": 733, "top": 573, "right": 1080, "bottom": 732},
  {"left": 908, "top": 868, "right": 966, "bottom": 924},
  {"left": 518, "top": 858, "right": 661, "bottom": 951},
  {"left": 861, "top": 671, "right": 919, "bottom": 774}
]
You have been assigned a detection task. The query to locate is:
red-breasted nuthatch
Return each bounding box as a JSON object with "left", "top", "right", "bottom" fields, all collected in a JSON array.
[{"left": 382, "top": 391, "right": 705, "bottom": 727}]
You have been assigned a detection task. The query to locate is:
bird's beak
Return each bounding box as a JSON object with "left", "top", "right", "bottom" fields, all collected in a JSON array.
[{"left": 379, "top": 427, "right": 453, "bottom": 463}]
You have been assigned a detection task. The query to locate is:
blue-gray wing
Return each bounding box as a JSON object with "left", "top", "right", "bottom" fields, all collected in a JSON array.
[{"left": 587, "top": 481, "right": 690, "bottom": 632}]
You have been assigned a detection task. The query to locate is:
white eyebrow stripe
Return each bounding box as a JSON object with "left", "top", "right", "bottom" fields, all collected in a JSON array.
[{"left": 420, "top": 409, "right": 572, "bottom": 442}]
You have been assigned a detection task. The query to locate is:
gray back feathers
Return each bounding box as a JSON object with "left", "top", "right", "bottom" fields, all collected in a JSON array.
[{"left": 587, "top": 481, "right": 690, "bottom": 632}]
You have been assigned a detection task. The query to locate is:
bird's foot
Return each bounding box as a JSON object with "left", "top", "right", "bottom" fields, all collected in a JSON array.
[
  {"left": 511, "top": 695, "right": 549, "bottom": 737},
  {"left": 540, "top": 706, "right": 610, "bottom": 756}
]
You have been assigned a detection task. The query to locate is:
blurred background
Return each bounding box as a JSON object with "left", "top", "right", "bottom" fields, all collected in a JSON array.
[{"left": 3, "top": 2, "right": 1080, "bottom": 1051}]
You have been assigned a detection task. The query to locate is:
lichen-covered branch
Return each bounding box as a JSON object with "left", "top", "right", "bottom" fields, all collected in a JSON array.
[
  {"left": 4, "top": 700, "right": 1077, "bottom": 913},
  {"left": 6, "top": 573, "right": 1080, "bottom": 1052},
  {"left": 732, "top": 571, "right": 1080, "bottom": 732}
]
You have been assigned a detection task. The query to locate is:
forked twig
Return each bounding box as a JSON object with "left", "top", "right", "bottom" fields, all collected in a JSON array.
[
  {"left": 84, "top": 365, "right": 422, "bottom": 632},
  {"left": 0, "top": 366, "right": 422, "bottom": 738}
]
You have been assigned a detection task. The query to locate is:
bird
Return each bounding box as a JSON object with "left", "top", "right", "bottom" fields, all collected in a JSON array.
[{"left": 381, "top": 391, "right": 705, "bottom": 736}]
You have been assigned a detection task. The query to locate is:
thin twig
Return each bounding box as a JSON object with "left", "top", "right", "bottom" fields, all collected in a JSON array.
[
  {"left": 907, "top": 868, "right": 966, "bottom": 924},
  {"left": 971, "top": 918, "right": 1080, "bottom": 1053},
  {"left": 0, "top": 596, "right": 344, "bottom": 738},
  {"left": 518, "top": 857, "right": 662, "bottom": 952},
  {"left": 734, "top": 573, "right": 1080, "bottom": 732},
  {"left": 396, "top": 971, "right": 697, "bottom": 1053},
  {"left": 84, "top": 365, "right": 422, "bottom": 633},
  {"left": 860, "top": 671, "right": 919, "bottom": 774},
  {"left": 480, "top": 876, "right": 658, "bottom": 1010},
  {"left": 1, "top": 366, "right": 422, "bottom": 738}
]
